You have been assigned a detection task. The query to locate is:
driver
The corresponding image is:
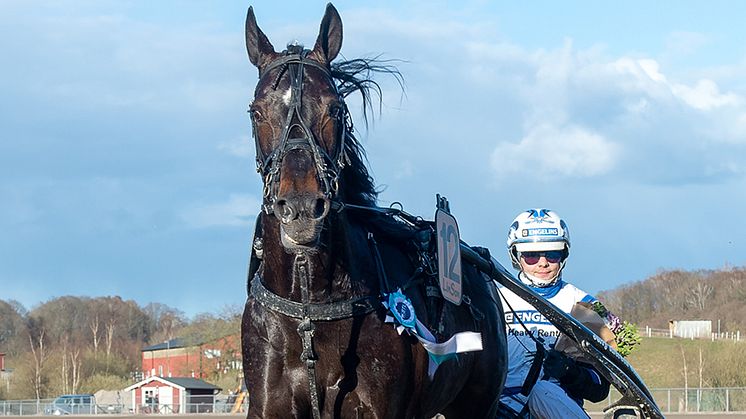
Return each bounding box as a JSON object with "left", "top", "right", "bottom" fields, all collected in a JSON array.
[{"left": 496, "top": 209, "right": 612, "bottom": 418}]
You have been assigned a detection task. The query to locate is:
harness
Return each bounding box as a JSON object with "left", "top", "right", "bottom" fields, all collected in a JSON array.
[
  {"left": 250, "top": 44, "right": 350, "bottom": 215},
  {"left": 247, "top": 206, "right": 448, "bottom": 419}
]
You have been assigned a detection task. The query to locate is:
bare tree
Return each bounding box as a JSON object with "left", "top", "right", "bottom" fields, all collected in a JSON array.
[
  {"left": 104, "top": 318, "right": 116, "bottom": 373},
  {"left": 60, "top": 336, "right": 70, "bottom": 394},
  {"left": 90, "top": 315, "right": 100, "bottom": 353},
  {"left": 687, "top": 281, "right": 714, "bottom": 311},
  {"left": 680, "top": 345, "right": 689, "bottom": 412},
  {"left": 28, "top": 328, "right": 47, "bottom": 399},
  {"left": 105, "top": 318, "right": 116, "bottom": 358},
  {"left": 70, "top": 348, "right": 81, "bottom": 393}
]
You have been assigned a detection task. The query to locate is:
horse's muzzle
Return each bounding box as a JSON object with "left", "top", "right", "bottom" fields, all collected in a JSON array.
[{"left": 273, "top": 193, "right": 330, "bottom": 248}]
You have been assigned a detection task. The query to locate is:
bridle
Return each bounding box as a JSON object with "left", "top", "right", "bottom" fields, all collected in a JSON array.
[{"left": 250, "top": 44, "right": 351, "bottom": 215}]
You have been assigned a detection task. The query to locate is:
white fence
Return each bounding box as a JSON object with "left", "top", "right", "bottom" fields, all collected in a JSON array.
[
  {"left": 4, "top": 389, "right": 746, "bottom": 415},
  {"left": 587, "top": 387, "right": 746, "bottom": 414},
  {"left": 0, "top": 395, "right": 248, "bottom": 416},
  {"left": 644, "top": 326, "right": 742, "bottom": 341}
]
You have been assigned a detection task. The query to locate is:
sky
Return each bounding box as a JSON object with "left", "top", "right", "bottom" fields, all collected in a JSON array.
[{"left": 2, "top": 0, "right": 746, "bottom": 318}]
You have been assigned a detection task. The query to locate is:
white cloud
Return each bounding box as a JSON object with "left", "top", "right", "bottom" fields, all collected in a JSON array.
[
  {"left": 612, "top": 58, "right": 742, "bottom": 111},
  {"left": 490, "top": 124, "right": 619, "bottom": 181},
  {"left": 637, "top": 58, "right": 667, "bottom": 83},
  {"left": 447, "top": 36, "right": 746, "bottom": 183},
  {"left": 671, "top": 79, "right": 742, "bottom": 111},
  {"left": 181, "top": 194, "right": 261, "bottom": 228}
]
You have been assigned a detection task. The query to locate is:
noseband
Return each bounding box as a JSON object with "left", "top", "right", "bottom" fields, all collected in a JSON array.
[{"left": 251, "top": 45, "right": 350, "bottom": 215}]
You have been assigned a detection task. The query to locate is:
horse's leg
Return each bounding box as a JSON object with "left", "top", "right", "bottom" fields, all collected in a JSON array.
[{"left": 244, "top": 300, "right": 315, "bottom": 419}]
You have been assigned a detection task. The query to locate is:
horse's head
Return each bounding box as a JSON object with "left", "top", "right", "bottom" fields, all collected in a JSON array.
[{"left": 246, "top": 4, "right": 348, "bottom": 251}]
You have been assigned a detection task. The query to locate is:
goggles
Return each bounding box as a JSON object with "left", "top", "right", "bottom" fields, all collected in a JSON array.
[{"left": 520, "top": 250, "right": 564, "bottom": 265}]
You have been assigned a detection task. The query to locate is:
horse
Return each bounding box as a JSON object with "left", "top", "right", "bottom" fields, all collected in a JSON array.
[{"left": 240, "top": 4, "right": 507, "bottom": 418}]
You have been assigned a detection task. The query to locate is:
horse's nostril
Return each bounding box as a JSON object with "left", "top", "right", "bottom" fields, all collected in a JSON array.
[
  {"left": 313, "top": 198, "right": 329, "bottom": 220},
  {"left": 274, "top": 199, "right": 297, "bottom": 223}
]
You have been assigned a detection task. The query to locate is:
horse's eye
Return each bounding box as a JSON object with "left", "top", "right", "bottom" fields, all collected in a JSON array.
[
  {"left": 249, "top": 105, "right": 264, "bottom": 121},
  {"left": 328, "top": 103, "right": 343, "bottom": 118}
]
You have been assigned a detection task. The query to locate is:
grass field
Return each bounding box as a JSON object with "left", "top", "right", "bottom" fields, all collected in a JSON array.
[{"left": 625, "top": 337, "right": 746, "bottom": 388}]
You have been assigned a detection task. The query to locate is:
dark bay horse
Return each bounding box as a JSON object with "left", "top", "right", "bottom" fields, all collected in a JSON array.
[{"left": 241, "top": 4, "right": 506, "bottom": 418}]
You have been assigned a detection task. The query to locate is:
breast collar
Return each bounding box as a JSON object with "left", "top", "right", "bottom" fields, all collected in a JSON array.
[{"left": 249, "top": 272, "right": 378, "bottom": 321}]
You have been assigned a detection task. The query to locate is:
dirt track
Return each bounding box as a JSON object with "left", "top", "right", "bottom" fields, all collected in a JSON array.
[{"left": 0, "top": 416, "right": 738, "bottom": 418}]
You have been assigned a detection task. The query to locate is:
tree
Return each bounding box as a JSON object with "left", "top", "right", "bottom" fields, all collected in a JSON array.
[
  {"left": 687, "top": 281, "right": 713, "bottom": 311},
  {"left": 26, "top": 319, "right": 49, "bottom": 399},
  {"left": 143, "top": 303, "right": 186, "bottom": 342},
  {"left": 0, "top": 299, "right": 27, "bottom": 356},
  {"left": 90, "top": 315, "right": 101, "bottom": 353}
]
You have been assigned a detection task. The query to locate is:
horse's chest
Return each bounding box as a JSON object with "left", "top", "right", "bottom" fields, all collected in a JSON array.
[{"left": 252, "top": 310, "right": 415, "bottom": 382}]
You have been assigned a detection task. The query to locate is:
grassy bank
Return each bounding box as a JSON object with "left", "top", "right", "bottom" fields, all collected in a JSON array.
[{"left": 626, "top": 337, "right": 746, "bottom": 388}]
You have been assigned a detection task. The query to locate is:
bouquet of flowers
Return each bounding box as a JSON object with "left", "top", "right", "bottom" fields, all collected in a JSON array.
[
  {"left": 554, "top": 301, "right": 641, "bottom": 362},
  {"left": 589, "top": 301, "right": 641, "bottom": 357}
]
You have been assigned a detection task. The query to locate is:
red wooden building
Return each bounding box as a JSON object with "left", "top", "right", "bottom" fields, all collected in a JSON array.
[
  {"left": 124, "top": 376, "right": 221, "bottom": 414},
  {"left": 141, "top": 335, "right": 240, "bottom": 380}
]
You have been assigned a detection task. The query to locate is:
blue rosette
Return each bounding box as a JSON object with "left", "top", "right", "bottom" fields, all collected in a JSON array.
[
  {"left": 388, "top": 290, "right": 417, "bottom": 330},
  {"left": 382, "top": 288, "right": 484, "bottom": 378}
]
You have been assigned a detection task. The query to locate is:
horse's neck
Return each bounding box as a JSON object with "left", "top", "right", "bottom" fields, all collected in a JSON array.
[{"left": 260, "top": 214, "right": 376, "bottom": 302}]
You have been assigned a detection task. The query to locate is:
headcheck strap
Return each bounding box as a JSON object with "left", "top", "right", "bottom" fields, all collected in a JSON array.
[{"left": 259, "top": 52, "right": 332, "bottom": 80}]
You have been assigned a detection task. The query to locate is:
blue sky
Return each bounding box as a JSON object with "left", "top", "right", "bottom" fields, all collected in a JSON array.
[{"left": 3, "top": 0, "right": 746, "bottom": 317}]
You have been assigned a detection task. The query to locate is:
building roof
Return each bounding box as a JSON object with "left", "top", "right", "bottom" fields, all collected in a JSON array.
[
  {"left": 141, "top": 333, "right": 239, "bottom": 352},
  {"left": 142, "top": 338, "right": 186, "bottom": 351},
  {"left": 160, "top": 377, "right": 221, "bottom": 390},
  {"left": 124, "top": 376, "right": 222, "bottom": 392}
]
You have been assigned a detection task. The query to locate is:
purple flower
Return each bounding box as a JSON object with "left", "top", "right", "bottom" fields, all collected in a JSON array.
[{"left": 605, "top": 312, "right": 622, "bottom": 333}]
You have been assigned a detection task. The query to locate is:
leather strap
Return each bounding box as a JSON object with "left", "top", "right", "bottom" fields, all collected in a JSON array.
[{"left": 250, "top": 275, "right": 378, "bottom": 321}]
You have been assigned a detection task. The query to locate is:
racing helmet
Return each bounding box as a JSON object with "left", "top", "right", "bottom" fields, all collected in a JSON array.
[{"left": 507, "top": 208, "right": 570, "bottom": 271}]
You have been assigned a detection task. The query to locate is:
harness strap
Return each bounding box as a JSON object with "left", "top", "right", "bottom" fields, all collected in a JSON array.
[
  {"left": 366, "top": 232, "right": 392, "bottom": 295},
  {"left": 259, "top": 53, "right": 332, "bottom": 79},
  {"left": 295, "top": 254, "right": 322, "bottom": 419},
  {"left": 249, "top": 275, "right": 378, "bottom": 320},
  {"left": 298, "top": 317, "right": 320, "bottom": 419},
  {"left": 521, "top": 342, "right": 546, "bottom": 396},
  {"left": 246, "top": 215, "right": 263, "bottom": 297},
  {"left": 496, "top": 287, "right": 548, "bottom": 399}
]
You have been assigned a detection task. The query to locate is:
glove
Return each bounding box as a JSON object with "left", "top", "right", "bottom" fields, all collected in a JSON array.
[
  {"left": 543, "top": 350, "right": 611, "bottom": 402},
  {"left": 543, "top": 349, "right": 576, "bottom": 380}
]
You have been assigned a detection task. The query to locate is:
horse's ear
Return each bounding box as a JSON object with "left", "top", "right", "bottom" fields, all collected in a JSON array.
[
  {"left": 246, "top": 6, "right": 276, "bottom": 70},
  {"left": 310, "top": 3, "right": 343, "bottom": 65}
]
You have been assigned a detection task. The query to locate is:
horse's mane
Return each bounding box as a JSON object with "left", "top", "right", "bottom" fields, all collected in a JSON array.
[
  {"left": 330, "top": 58, "right": 414, "bottom": 241},
  {"left": 330, "top": 57, "right": 402, "bottom": 207}
]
